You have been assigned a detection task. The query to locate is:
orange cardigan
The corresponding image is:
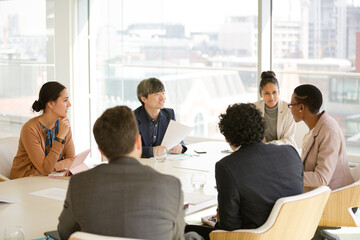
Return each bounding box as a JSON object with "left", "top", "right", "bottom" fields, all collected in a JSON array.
[{"left": 10, "top": 117, "right": 75, "bottom": 179}]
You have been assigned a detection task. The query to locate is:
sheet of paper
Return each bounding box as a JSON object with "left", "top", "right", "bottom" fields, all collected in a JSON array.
[
  {"left": 0, "top": 195, "right": 19, "bottom": 204},
  {"left": 184, "top": 191, "right": 215, "bottom": 205},
  {"left": 48, "top": 149, "right": 90, "bottom": 178},
  {"left": 161, "top": 120, "right": 193, "bottom": 150},
  {"left": 29, "top": 188, "right": 66, "bottom": 201},
  {"left": 70, "top": 149, "right": 90, "bottom": 170},
  {"left": 166, "top": 154, "right": 190, "bottom": 161},
  {"left": 70, "top": 163, "right": 89, "bottom": 175}
]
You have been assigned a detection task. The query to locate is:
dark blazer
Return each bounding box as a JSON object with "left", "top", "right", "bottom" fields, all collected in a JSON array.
[
  {"left": 58, "top": 157, "right": 185, "bottom": 240},
  {"left": 134, "top": 106, "right": 187, "bottom": 158},
  {"left": 216, "top": 141, "right": 303, "bottom": 231}
]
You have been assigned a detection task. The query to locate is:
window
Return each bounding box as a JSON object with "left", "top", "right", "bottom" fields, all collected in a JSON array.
[
  {"left": 0, "top": 0, "right": 54, "bottom": 138},
  {"left": 273, "top": 0, "right": 360, "bottom": 155},
  {"left": 89, "top": 0, "right": 258, "bottom": 140},
  {"left": 2, "top": 0, "right": 359, "bottom": 158}
]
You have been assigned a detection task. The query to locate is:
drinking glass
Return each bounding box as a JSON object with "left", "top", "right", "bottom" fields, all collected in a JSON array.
[
  {"left": 191, "top": 173, "right": 206, "bottom": 190},
  {"left": 154, "top": 147, "right": 167, "bottom": 163},
  {"left": 3, "top": 226, "right": 25, "bottom": 240}
]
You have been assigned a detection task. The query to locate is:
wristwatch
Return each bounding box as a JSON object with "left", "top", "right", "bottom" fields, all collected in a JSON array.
[{"left": 55, "top": 137, "right": 66, "bottom": 144}]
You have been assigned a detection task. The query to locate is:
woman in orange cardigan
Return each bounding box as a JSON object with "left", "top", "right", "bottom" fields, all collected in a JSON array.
[{"left": 10, "top": 82, "right": 75, "bottom": 179}]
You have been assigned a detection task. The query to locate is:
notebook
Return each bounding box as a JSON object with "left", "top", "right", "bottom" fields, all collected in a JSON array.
[
  {"left": 48, "top": 149, "right": 90, "bottom": 177},
  {"left": 201, "top": 214, "right": 217, "bottom": 227}
]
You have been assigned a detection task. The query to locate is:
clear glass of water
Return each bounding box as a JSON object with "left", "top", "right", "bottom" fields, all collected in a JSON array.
[
  {"left": 154, "top": 147, "right": 167, "bottom": 163},
  {"left": 3, "top": 226, "right": 25, "bottom": 240},
  {"left": 191, "top": 173, "right": 206, "bottom": 190}
]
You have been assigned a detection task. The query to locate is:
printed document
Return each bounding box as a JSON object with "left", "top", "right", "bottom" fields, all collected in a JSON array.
[{"left": 161, "top": 120, "right": 193, "bottom": 150}]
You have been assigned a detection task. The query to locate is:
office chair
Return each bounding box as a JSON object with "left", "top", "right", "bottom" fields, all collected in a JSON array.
[
  {"left": 0, "top": 137, "right": 19, "bottom": 181},
  {"left": 209, "top": 186, "right": 331, "bottom": 240},
  {"left": 319, "top": 164, "right": 360, "bottom": 227}
]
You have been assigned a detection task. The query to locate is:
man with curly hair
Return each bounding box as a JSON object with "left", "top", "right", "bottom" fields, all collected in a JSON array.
[
  {"left": 216, "top": 103, "right": 303, "bottom": 230},
  {"left": 186, "top": 103, "right": 303, "bottom": 240}
]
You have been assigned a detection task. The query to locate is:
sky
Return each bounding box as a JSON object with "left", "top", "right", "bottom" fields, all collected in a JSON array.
[{"left": 0, "top": 0, "right": 359, "bottom": 36}]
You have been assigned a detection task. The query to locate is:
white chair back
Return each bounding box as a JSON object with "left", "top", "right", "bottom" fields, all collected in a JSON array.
[
  {"left": 0, "top": 137, "right": 19, "bottom": 180},
  {"left": 210, "top": 186, "right": 331, "bottom": 240}
]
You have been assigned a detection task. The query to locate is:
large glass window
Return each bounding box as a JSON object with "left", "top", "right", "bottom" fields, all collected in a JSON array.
[
  {"left": 0, "top": 0, "right": 54, "bottom": 138},
  {"left": 3, "top": 0, "right": 359, "bottom": 157},
  {"left": 273, "top": 0, "right": 360, "bottom": 155},
  {"left": 89, "top": 0, "right": 258, "bottom": 139}
]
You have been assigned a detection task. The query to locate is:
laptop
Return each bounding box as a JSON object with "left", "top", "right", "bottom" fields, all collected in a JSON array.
[{"left": 48, "top": 149, "right": 90, "bottom": 177}]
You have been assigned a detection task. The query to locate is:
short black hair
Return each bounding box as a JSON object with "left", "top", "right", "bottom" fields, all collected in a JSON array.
[
  {"left": 259, "top": 71, "right": 279, "bottom": 94},
  {"left": 136, "top": 78, "right": 165, "bottom": 104},
  {"left": 93, "top": 106, "right": 139, "bottom": 160},
  {"left": 219, "top": 103, "right": 265, "bottom": 147},
  {"left": 293, "top": 84, "right": 323, "bottom": 114}
]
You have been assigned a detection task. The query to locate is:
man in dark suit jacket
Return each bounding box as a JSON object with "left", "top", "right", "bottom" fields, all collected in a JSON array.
[
  {"left": 186, "top": 103, "right": 303, "bottom": 240},
  {"left": 134, "top": 77, "right": 186, "bottom": 158},
  {"left": 57, "top": 106, "right": 194, "bottom": 240}
]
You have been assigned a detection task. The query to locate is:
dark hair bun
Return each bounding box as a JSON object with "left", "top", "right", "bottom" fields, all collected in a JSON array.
[
  {"left": 32, "top": 100, "right": 42, "bottom": 112},
  {"left": 261, "top": 71, "right": 276, "bottom": 80}
]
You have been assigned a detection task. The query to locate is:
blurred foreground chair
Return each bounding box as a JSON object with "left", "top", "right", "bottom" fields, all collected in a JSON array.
[
  {"left": 209, "top": 186, "right": 331, "bottom": 240},
  {"left": 69, "top": 231, "right": 144, "bottom": 240},
  {"left": 319, "top": 164, "right": 360, "bottom": 227},
  {"left": 0, "top": 137, "right": 19, "bottom": 181}
]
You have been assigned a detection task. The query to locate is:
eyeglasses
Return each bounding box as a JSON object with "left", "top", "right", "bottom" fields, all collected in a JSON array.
[{"left": 287, "top": 103, "right": 300, "bottom": 109}]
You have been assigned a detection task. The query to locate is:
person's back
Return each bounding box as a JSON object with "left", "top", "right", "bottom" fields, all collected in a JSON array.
[
  {"left": 58, "top": 106, "right": 188, "bottom": 240},
  {"left": 216, "top": 141, "right": 303, "bottom": 230},
  {"left": 59, "top": 156, "right": 184, "bottom": 240}
]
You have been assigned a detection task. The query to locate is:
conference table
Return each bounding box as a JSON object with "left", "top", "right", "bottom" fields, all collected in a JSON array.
[{"left": 0, "top": 141, "right": 230, "bottom": 239}]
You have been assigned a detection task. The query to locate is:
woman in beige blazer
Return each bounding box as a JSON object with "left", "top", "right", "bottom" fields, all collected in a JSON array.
[
  {"left": 254, "top": 71, "right": 296, "bottom": 147},
  {"left": 289, "top": 84, "right": 353, "bottom": 191}
]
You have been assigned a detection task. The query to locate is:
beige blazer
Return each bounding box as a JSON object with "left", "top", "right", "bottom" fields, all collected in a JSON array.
[
  {"left": 302, "top": 111, "right": 354, "bottom": 192},
  {"left": 254, "top": 99, "right": 296, "bottom": 147}
]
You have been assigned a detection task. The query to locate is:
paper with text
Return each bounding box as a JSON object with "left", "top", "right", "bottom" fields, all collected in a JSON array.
[{"left": 161, "top": 120, "right": 193, "bottom": 150}]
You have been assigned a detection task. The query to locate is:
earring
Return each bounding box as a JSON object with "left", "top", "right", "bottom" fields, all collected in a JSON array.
[{"left": 299, "top": 110, "right": 302, "bottom": 112}]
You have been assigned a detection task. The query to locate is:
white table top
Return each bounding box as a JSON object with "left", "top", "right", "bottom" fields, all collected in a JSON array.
[
  {"left": 0, "top": 141, "right": 230, "bottom": 239},
  {"left": 0, "top": 176, "right": 69, "bottom": 239}
]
